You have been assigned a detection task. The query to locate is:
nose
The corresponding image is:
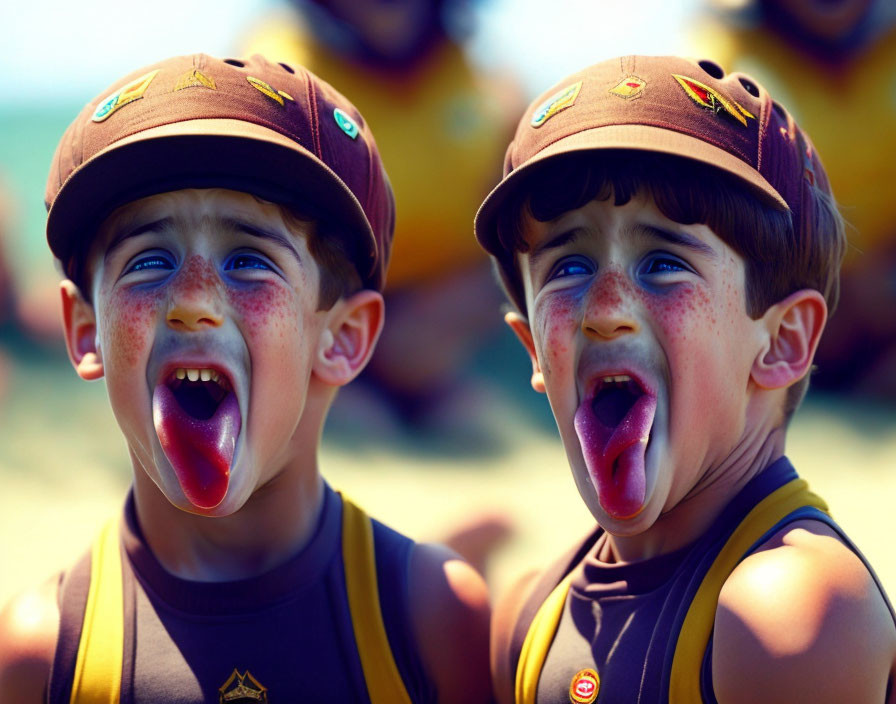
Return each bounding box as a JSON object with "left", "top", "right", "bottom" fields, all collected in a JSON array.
[
  {"left": 582, "top": 268, "right": 639, "bottom": 340},
  {"left": 166, "top": 255, "right": 224, "bottom": 331}
]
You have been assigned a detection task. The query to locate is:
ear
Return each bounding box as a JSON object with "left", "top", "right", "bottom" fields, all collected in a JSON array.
[
  {"left": 313, "top": 289, "right": 384, "bottom": 386},
  {"left": 60, "top": 280, "right": 104, "bottom": 381},
  {"left": 505, "top": 311, "right": 545, "bottom": 393},
  {"left": 751, "top": 289, "right": 827, "bottom": 390}
]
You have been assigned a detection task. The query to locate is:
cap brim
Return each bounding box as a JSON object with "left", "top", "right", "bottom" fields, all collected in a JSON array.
[
  {"left": 47, "top": 118, "right": 378, "bottom": 285},
  {"left": 474, "top": 124, "right": 789, "bottom": 255}
]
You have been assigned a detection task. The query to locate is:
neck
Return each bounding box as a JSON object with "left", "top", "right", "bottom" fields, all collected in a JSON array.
[
  {"left": 132, "top": 453, "right": 325, "bottom": 582},
  {"left": 605, "top": 424, "right": 787, "bottom": 564}
]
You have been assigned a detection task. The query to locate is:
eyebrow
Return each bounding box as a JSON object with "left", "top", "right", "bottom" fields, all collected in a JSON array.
[
  {"left": 631, "top": 224, "right": 717, "bottom": 259},
  {"left": 104, "top": 218, "right": 172, "bottom": 263},
  {"left": 528, "top": 228, "right": 586, "bottom": 269},
  {"left": 221, "top": 218, "right": 303, "bottom": 265},
  {"left": 103, "top": 216, "right": 304, "bottom": 266}
]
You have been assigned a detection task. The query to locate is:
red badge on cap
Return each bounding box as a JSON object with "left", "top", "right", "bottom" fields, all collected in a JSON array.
[
  {"left": 609, "top": 75, "right": 645, "bottom": 100},
  {"left": 672, "top": 74, "right": 755, "bottom": 127},
  {"left": 569, "top": 668, "right": 600, "bottom": 703}
]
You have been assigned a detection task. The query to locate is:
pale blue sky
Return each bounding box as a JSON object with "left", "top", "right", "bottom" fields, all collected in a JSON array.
[{"left": 1, "top": 0, "right": 701, "bottom": 106}]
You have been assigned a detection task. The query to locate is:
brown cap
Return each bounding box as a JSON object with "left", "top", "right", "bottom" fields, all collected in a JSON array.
[
  {"left": 474, "top": 55, "right": 831, "bottom": 259},
  {"left": 46, "top": 53, "right": 394, "bottom": 292}
]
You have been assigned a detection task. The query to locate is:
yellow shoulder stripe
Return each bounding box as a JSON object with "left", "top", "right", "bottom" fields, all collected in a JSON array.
[
  {"left": 668, "top": 478, "right": 828, "bottom": 701},
  {"left": 341, "top": 494, "right": 413, "bottom": 704},
  {"left": 515, "top": 573, "right": 575, "bottom": 704},
  {"left": 70, "top": 517, "right": 124, "bottom": 704}
]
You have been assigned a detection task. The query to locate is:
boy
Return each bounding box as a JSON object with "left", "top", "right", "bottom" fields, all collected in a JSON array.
[
  {"left": 0, "top": 53, "right": 490, "bottom": 703},
  {"left": 473, "top": 55, "right": 896, "bottom": 703}
]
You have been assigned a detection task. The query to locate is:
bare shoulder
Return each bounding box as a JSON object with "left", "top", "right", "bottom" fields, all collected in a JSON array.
[
  {"left": 713, "top": 519, "right": 896, "bottom": 704},
  {"left": 408, "top": 541, "right": 492, "bottom": 704},
  {"left": 491, "top": 569, "right": 540, "bottom": 704},
  {"left": 0, "top": 575, "right": 60, "bottom": 703}
]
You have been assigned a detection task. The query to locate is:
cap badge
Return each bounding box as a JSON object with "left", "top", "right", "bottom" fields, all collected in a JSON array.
[
  {"left": 92, "top": 70, "right": 160, "bottom": 123},
  {"left": 531, "top": 81, "right": 583, "bottom": 128},
  {"left": 218, "top": 668, "right": 268, "bottom": 702},
  {"left": 247, "top": 77, "right": 294, "bottom": 106},
  {"left": 672, "top": 74, "right": 755, "bottom": 127},
  {"left": 569, "top": 668, "right": 600, "bottom": 703},
  {"left": 609, "top": 75, "right": 645, "bottom": 100},
  {"left": 333, "top": 108, "right": 359, "bottom": 139},
  {"left": 174, "top": 69, "right": 217, "bottom": 92}
]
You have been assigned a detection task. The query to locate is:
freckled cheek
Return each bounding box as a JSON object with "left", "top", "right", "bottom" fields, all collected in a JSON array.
[
  {"left": 100, "top": 288, "right": 162, "bottom": 368},
  {"left": 534, "top": 295, "right": 579, "bottom": 377},
  {"left": 227, "top": 285, "right": 300, "bottom": 341}
]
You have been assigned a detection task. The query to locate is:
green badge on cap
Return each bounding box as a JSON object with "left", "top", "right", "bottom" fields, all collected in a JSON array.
[{"left": 334, "top": 108, "right": 359, "bottom": 139}]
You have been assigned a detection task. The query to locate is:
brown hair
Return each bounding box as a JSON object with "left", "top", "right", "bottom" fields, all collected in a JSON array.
[
  {"left": 276, "top": 203, "right": 363, "bottom": 310},
  {"left": 494, "top": 151, "right": 846, "bottom": 418}
]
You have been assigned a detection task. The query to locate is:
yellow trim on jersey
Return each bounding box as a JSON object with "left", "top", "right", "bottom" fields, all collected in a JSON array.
[
  {"left": 515, "top": 478, "right": 829, "bottom": 703},
  {"left": 668, "top": 478, "right": 828, "bottom": 700},
  {"left": 71, "top": 497, "right": 411, "bottom": 704},
  {"left": 515, "top": 573, "right": 575, "bottom": 704},
  {"left": 70, "top": 517, "right": 123, "bottom": 704},
  {"left": 341, "top": 494, "right": 413, "bottom": 704}
]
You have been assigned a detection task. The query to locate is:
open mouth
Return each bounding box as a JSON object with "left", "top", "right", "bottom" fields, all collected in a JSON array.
[
  {"left": 574, "top": 372, "right": 657, "bottom": 520},
  {"left": 592, "top": 375, "right": 643, "bottom": 429},
  {"left": 152, "top": 366, "right": 242, "bottom": 510},
  {"left": 168, "top": 368, "right": 231, "bottom": 420}
]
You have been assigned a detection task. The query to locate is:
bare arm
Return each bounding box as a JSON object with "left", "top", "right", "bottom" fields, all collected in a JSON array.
[
  {"left": 409, "top": 542, "right": 492, "bottom": 704},
  {"left": 713, "top": 520, "right": 896, "bottom": 704},
  {"left": 0, "top": 577, "right": 60, "bottom": 703},
  {"left": 490, "top": 570, "right": 539, "bottom": 704}
]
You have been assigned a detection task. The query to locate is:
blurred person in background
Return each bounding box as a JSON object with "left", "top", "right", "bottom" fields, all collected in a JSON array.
[
  {"left": 244, "top": 0, "right": 523, "bottom": 438},
  {"left": 697, "top": 0, "right": 896, "bottom": 399}
]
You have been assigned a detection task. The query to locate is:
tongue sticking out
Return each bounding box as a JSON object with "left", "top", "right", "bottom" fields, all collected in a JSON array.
[
  {"left": 152, "top": 382, "right": 241, "bottom": 509},
  {"left": 574, "top": 381, "right": 656, "bottom": 519}
]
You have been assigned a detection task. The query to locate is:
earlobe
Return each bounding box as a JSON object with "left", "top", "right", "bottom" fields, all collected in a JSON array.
[
  {"left": 505, "top": 311, "right": 545, "bottom": 393},
  {"left": 751, "top": 289, "right": 827, "bottom": 390},
  {"left": 313, "top": 290, "right": 384, "bottom": 386},
  {"left": 60, "top": 280, "right": 104, "bottom": 381}
]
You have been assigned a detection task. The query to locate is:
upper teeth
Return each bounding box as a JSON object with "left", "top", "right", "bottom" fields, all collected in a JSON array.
[
  {"left": 603, "top": 375, "right": 632, "bottom": 385},
  {"left": 175, "top": 368, "right": 221, "bottom": 383}
]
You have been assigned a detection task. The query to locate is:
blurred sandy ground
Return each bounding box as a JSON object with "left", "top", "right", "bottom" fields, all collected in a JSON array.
[{"left": 1, "top": 343, "right": 894, "bottom": 606}]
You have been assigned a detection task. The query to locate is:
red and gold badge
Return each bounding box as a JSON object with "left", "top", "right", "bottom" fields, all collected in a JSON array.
[
  {"left": 569, "top": 667, "right": 600, "bottom": 703},
  {"left": 672, "top": 74, "right": 755, "bottom": 127},
  {"left": 609, "top": 75, "right": 646, "bottom": 100}
]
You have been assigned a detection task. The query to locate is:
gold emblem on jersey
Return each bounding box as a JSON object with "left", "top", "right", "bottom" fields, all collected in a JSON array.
[
  {"left": 92, "top": 70, "right": 160, "bottom": 122},
  {"left": 218, "top": 669, "right": 268, "bottom": 702},
  {"left": 247, "top": 76, "right": 294, "bottom": 106},
  {"left": 609, "top": 75, "right": 646, "bottom": 100},
  {"left": 531, "top": 81, "right": 582, "bottom": 128},
  {"left": 174, "top": 69, "right": 217, "bottom": 92},
  {"left": 569, "top": 667, "right": 600, "bottom": 703},
  {"left": 672, "top": 74, "right": 755, "bottom": 127}
]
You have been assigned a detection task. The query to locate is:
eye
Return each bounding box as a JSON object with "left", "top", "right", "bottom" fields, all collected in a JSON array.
[
  {"left": 548, "top": 256, "right": 594, "bottom": 281},
  {"left": 224, "top": 252, "right": 273, "bottom": 271},
  {"left": 125, "top": 252, "right": 174, "bottom": 274},
  {"left": 642, "top": 254, "right": 692, "bottom": 276}
]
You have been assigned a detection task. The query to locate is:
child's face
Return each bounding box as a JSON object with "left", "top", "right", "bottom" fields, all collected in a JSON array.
[
  {"left": 513, "top": 191, "right": 766, "bottom": 535},
  {"left": 85, "top": 188, "right": 331, "bottom": 515}
]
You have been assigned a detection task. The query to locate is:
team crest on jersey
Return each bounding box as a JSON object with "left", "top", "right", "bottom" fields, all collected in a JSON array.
[
  {"left": 609, "top": 75, "right": 646, "bottom": 100},
  {"left": 174, "top": 68, "right": 217, "bottom": 92},
  {"left": 568, "top": 667, "right": 600, "bottom": 703},
  {"left": 247, "top": 76, "right": 294, "bottom": 106},
  {"left": 92, "top": 70, "right": 160, "bottom": 122},
  {"left": 333, "top": 107, "right": 359, "bottom": 139},
  {"left": 531, "top": 81, "right": 582, "bottom": 128},
  {"left": 672, "top": 74, "right": 755, "bottom": 127},
  {"left": 218, "top": 669, "right": 268, "bottom": 703}
]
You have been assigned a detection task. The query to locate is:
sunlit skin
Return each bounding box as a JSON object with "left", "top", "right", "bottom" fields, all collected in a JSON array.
[{"left": 511, "top": 192, "right": 786, "bottom": 562}]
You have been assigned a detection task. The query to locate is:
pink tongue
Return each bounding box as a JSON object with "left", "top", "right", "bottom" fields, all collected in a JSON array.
[
  {"left": 574, "top": 390, "right": 656, "bottom": 519},
  {"left": 152, "top": 384, "right": 241, "bottom": 509}
]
